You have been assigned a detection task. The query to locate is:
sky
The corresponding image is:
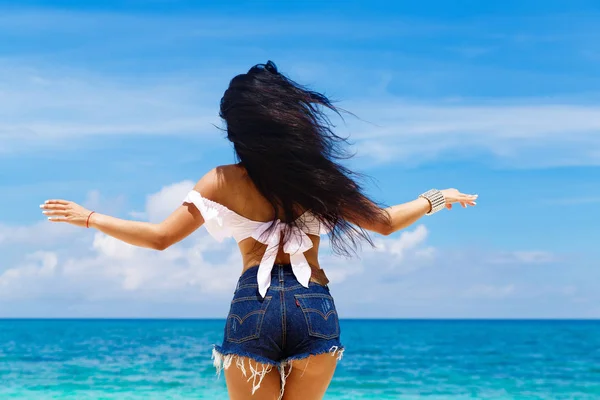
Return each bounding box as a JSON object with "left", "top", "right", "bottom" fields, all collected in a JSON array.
[{"left": 1, "top": 0, "right": 599, "bottom": 318}]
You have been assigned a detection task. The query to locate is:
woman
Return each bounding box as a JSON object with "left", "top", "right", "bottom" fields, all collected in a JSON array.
[{"left": 40, "top": 61, "right": 477, "bottom": 400}]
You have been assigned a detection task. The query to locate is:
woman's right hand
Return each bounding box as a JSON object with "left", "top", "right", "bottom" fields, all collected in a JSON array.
[{"left": 440, "top": 189, "right": 478, "bottom": 209}]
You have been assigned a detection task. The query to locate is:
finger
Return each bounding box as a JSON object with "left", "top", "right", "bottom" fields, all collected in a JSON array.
[
  {"left": 40, "top": 203, "right": 68, "bottom": 210},
  {"left": 460, "top": 202, "right": 467, "bottom": 208},
  {"left": 42, "top": 210, "right": 68, "bottom": 216},
  {"left": 47, "top": 217, "right": 68, "bottom": 222},
  {"left": 45, "top": 199, "right": 70, "bottom": 205},
  {"left": 446, "top": 204, "right": 453, "bottom": 209}
]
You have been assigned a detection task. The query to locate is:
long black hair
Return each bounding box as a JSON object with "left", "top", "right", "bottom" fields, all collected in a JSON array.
[{"left": 220, "top": 61, "right": 389, "bottom": 256}]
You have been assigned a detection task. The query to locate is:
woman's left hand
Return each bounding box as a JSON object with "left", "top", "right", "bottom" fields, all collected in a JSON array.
[{"left": 40, "top": 199, "right": 94, "bottom": 228}]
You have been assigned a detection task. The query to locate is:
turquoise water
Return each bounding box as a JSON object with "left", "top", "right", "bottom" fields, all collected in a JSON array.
[{"left": 1, "top": 320, "right": 599, "bottom": 399}]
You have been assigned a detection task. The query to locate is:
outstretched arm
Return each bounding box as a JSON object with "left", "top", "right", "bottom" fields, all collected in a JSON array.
[
  {"left": 40, "top": 170, "right": 219, "bottom": 250},
  {"left": 350, "top": 188, "right": 477, "bottom": 236},
  {"left": 88, "top": 203, "right": 202, "bottom": 250}
]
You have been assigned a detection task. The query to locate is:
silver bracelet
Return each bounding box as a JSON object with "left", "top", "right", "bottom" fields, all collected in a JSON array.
[{"left": 419, "top": 189, "right": 446, "bottom": 215}]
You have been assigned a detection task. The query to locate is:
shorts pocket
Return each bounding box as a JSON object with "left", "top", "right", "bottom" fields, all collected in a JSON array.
[
  {"left": 237, "top": 274, "right": 257, "bottom": 288},
  {"left": 226, "top": 296, "right": 272, "bottom": 343},
  {"left": 295, "top": 294, "right": 340, "bottom": 340}
]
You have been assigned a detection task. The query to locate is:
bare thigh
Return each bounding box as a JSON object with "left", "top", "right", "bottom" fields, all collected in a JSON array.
[
  {"left": 282, "top": 353, "right": 338, "bottom": 400},
  {"left": 224, "top": 357, "right": 281, "bottom": 400}
]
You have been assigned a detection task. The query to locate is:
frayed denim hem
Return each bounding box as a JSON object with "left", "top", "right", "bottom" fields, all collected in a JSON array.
[
  {"left": 212, "top": 346, "right": 278, "bottom": 396},
  {"left": 211, "top": 345, "right": 344, "bottom": 399},
  {"left": 281, "top": 345, "right": 345, "bottom": 364}
]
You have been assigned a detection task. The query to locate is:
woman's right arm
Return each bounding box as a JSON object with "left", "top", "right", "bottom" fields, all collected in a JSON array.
[
  {"left": 352, "top": 189, "right": 477, "bottom": 236},
  {"left": 40, "top": 169, "right": 222, "bottom": 250}
]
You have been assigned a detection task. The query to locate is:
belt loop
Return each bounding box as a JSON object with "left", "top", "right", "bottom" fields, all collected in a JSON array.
[{"left": 278, "top": 264, "right": 284, "bottom": 284}]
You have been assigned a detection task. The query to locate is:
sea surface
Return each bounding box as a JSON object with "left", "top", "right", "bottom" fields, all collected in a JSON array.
[{"left": 1, "top": 319, "right": 599, "bottom": 399}]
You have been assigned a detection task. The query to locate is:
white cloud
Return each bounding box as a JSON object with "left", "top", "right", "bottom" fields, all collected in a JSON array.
[
  {"left": 0, "top": 220, "right": 80, "bottom": 246},
  {"left": 488, "top": 251, "right": 559, "bottom": 264},
  {"left": 0, "top": 179, "right": 434, "bottom": 307},
  {"left": 1, "top": 54, "right": 599, "bottom": 169},
  {"left": 0, "top": 251, "right": 59, "bottom": 299},
  {"left": 0, "top": 229, "right": 241, "bottom": 303},
  {"left": 371, "top": 225, "right": 435, "bottom": 266},
  {"left": 0, "top": 181, "right": 242, "bottom": 304},
  {"left": 460, "top": 283, "right": 584, "bottom": 302},
  {"left": 5, "top": 71, "right": 599, "bottom": 168},
  {"left": 144, "top": 180, "right": 195, "bottom": 222},
  {"left": 321, "top": 224, "right": 433, "bottom": 284},
  {"left": 0, "top": 224, "right": 431, "bottom": 303},
  {"left": 0, "top": 8, "right": 598, "bottom": 169},
  {"left": 347, "top": 100, "right": 600, "bottom": 167},
  {"left": 0, "top": 65, "right": 219, "bottom": 153},
  {"left": 4, "top": 251, "right": 58, "bottom": 279},
  {"left": 1, "top": 181, "right": 593, "bottom": 318},
  {"left": 0, "top": 190, "right": 125, "bottom": 247}
]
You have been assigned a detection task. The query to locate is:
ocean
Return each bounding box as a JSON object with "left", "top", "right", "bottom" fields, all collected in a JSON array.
[{"left": 1, "top": 319, "right": 599, "bottom": 399}]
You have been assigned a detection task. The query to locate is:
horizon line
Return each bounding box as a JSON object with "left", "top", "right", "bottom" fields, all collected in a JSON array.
[{"left": 1, "top": 317, "right": 598, "bottom": 321}]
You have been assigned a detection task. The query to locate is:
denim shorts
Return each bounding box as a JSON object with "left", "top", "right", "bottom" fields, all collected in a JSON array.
[{"left": 212, "top": 264, "right": 344, "bottom": 380}]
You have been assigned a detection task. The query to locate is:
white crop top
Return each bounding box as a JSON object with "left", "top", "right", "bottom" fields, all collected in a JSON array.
[{"left": 183, "top": 190, "right": 330, "bottom": 297}]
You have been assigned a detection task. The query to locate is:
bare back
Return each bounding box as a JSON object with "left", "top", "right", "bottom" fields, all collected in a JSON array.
[{"left": 202, "top": 164, "right": 321, "bottom": 272}]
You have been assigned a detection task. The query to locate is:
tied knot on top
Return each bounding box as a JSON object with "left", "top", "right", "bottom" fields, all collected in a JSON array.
[
  {"left": 251, "top": 220, "right": 314, "bottom": 297},
  {"left": 183, "top": 190, "right": 328, "bottom": 298}
]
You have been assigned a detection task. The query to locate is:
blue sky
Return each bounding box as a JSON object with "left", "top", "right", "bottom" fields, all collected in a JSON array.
[{"left": 1, "top": 0, "right": 599, "bottom": 318}]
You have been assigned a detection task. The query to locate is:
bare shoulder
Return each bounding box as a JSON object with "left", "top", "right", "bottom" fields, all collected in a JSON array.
[{"left": 193, "top": 164, "right": 248, "bottom": 203}]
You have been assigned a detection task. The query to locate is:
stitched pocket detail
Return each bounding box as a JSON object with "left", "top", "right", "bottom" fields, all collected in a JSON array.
[
  {"left": 237, "top": 274, "right": 257, "bottom": 287},
  {"left": 226, "top": 296, "right": 272, "bottom": 343},
  {"left": 295, "top": 294, "right": 340, "bottom": 340}
]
